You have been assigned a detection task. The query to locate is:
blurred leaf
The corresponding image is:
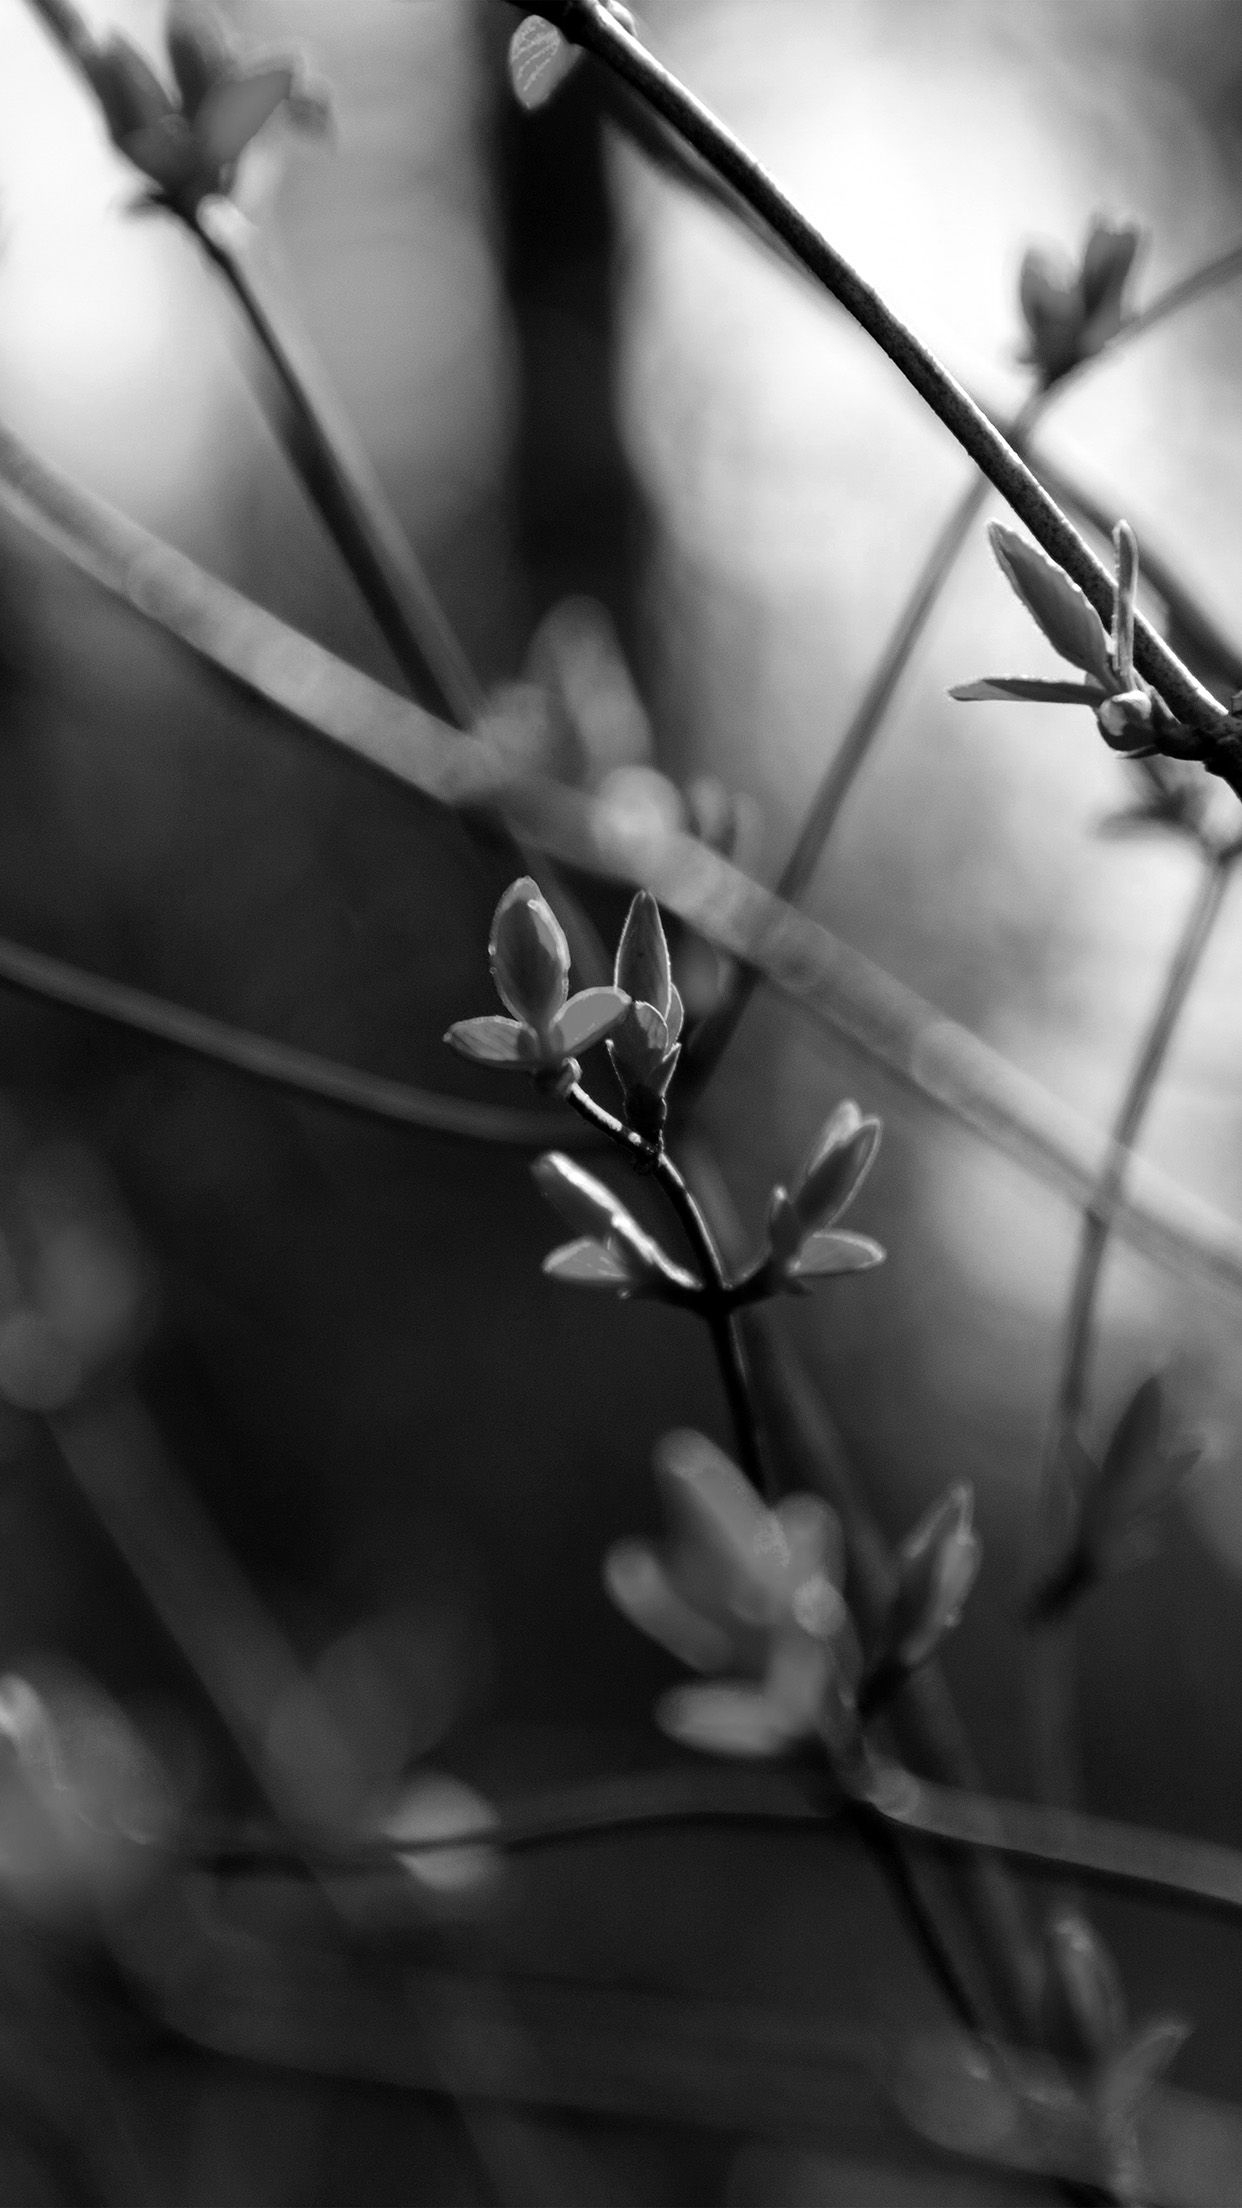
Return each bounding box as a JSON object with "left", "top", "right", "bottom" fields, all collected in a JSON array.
[
  {"left": 508, "top": 14, "right": 580, "bottom": 111},
  {"left": 787, "top": 1229, "right": 885, "bottom": 1282},
  {"left": 656, "top": 1680, "right": 793, "bottom": 1758},
  {"left": 1044, "top": 1907, "right": 1127, "bottom": 2062},
  {"left": 197, "top": 68, "right": 296, "bottom": 167},
  {"left": 382, "top": 1772, "right": 500, "bottom": 1904},
  {"left": 603, "top": 1541, "right": 734, "bottom": 1671},
  {"left": 787, "top": 1101, "right": 881, "bottom": 1235},
  {"left": 885, "top": 1485, "right": 980, "bottom": 1673}
]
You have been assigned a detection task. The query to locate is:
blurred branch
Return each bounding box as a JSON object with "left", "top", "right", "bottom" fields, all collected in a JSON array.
[
  {"left": 193, "top": 213, "right": 483, "bottom": 728},
  {"left": 50, "top": 1390, "right": 364, "bottom": 1832},
  {"left": 0, "top": 927, "right": 578, "bottom": 1146},
  {"left": 5, "top": 427, "right": 1242, "bottom": 1295}
]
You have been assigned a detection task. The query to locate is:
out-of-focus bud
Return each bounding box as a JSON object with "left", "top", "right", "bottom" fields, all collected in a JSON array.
[
  {"left": 1019, "top": 218, "right": 1142, "bottom": 386},
  {"left": 0, "top": 1667, "right": 177, "bottom": 1924},
  {"left": 508, "top": 14, "right": 580, "bottom": 110},
  {"left": 0, "top": 1143, "right": 149, "bottom": 1415},
  {"left": 1044, "top": 1908, "right": 1128, "bottom": 2064},
  {"left": 1096, "top": 688, "right": 1153, "bottom": 752},
  {"left": 883, "top": 1485, "right": 980, "bottom": 1676}
]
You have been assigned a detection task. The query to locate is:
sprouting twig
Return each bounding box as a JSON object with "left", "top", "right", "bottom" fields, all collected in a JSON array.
[
  {"left": 532, "top": 1, "right": 1225, "bottom": 749},
  {"left": 1031, "top": 849, "right": 1236, "bottom": 1809}
]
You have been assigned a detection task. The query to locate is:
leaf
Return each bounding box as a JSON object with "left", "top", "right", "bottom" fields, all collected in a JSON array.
[
  {"left": 383, "top": 1772, "right": 500, "bottom": 1902},
  {"left": 950, "top": 677, "right": 1106, "bottom": 705},
  {"left": 542, "top": 1237, "right": 634, "bottom": 1290},
  {"left": 1080, "top": 1373, "right": 1198, "bottom": 1574},
  {"left": 603, "top": 1541, "right": 733, "bottom": 1671},
  {"left": 1044, "top": 1908, "right": 1127, "bottom": 2061},
  {"left": 788, "top": 1230, "right": 886, "bottom": 1280},
  {"left": 988, "top": 525, "right": 1113, "bottom": 684},
  {"left": 508, "top": 15, "right": 579, "bottom": 111},
  {"left": 654, "top": 1429, "right": 782, "bottom": 1626},
  {"left": 656, "top": 1681, "right": 793, "bottom": 1759},
  {"left": 532, "top": 1151, "right": 635, "bottom": 1243},
  {"left": 196, "top": 66, "right": 295, "bottom": 168},
  {"left": 489, "top": 877, "right": 570, "bottom": 1029},
  {"left": 887, "top": 1485, "right": 980, "bottom": 1671},
  {"left": 443, "top": 1015, "right": 529, "bottom": 1066},
  {"left": 613, "top": 890, "right": 674, "bottom": 1018},
  {"left": 789, "top": 1101, "right": 881, "bottom": 1233},
  {"left": 550, "top": 985, "right": 630, "bottom": 1057},
  {"left": 89, "top": 35, "right": 175, "bottom": 139},
  {"left": 166, "top": 13, "right": 230, "bottom": 115},
  {"left": 1097, "top": 2015, "right": 1191, "bottom": 2126}
]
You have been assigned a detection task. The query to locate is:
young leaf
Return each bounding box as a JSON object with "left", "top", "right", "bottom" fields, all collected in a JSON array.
[
  {"left": 542, "top": 1237, "right": 634, "bottom": 1290},
  {"left": 532, "top": 1151, "right": 634, "bottom": 1243},
  {"left": 197, "top": 67, "right": 296, "bottom": 167},
  {"left": 489, "top": 878, "right": 570, "bottom": 1029},
  {"left": 988, "top": 525, "right": 1112, "bottom": 684},
  {"left": 1079, "top": 1373, "right": 1198, "bottom": 1576},
  {"left": 950, "top": 677, "right": 1105, "bottom": 705},
  {"left": 603, "top": 1541, "right": 733, "bottom": 1671},
  {"left": 886, "top": 1484, "right": 980, "bottom": 1672},
  {"left": 1044, "top": 1908, "right": 1127, "bottom": 2062},
  {"left": 787, "top": 1230, "right": 885, "bottom": 1281},
  {"left": 656, "top": 1680, "right": 792, "bottom": 1759},
  {"left": 443, "top": 1015, "right": 529, "bottom": 1066},
  {"left": 551, "top": 985, "right": 630, "bottom": 1057},
  {"left": 789, "top": 1101, "right": 881, "bottom": 1233},
  {"left": 614, "top": 890, "right": 674, "bottom": 1019}
]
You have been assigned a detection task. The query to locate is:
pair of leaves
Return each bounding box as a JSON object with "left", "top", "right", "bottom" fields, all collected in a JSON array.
[
  {"left": 446, "top": 878, "right": 628, "bottom": 1082},
  {"left": 952, "top": 524, "right": 1158, "bottom": 757},
  {"left": 606, "top": 1432, "right": 858, "bottom": 1761},
  {"left": 765, "top": 1100, "right": 885, "bottom": 1291}
]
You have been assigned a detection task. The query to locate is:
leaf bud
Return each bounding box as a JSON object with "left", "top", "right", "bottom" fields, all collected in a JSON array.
[{"left": 885, "top": 1484, "right": 980, "bottom": 1674}]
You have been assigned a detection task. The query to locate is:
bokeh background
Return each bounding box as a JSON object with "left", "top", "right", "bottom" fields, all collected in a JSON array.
[{"left": 3, "top": 0, "right": 1242, "bottom": 2200}]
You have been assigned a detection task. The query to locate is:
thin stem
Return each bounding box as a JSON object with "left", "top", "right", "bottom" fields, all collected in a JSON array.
[
  {"left": 653, "top": 1147, "right": 771, "bottom": 1495},
  {"left": 562, "top": 1083, "right": 771, "bottom": 1491},
  {"left": 546, "top": 1, "right": 1226, "bottom": 747},
  {"left": 1031, "top": 848, "right": 1235, "bottom": 1807},
  {"left": 192, "top": 214, "right": 483, "bottom": 728}
]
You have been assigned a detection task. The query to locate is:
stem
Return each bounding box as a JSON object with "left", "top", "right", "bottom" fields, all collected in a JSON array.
[
  {"left": 192, "top": 214, "right": 483, "bottom": 728},
  {"left": 547, "top": 1, "right": 1226, "bottom": 746},
  {"left": 562, "top": 1084, "right": 770, "bottom": 1491},
  {"left": 653, "top": 1148, "right": 771, "bottom": 1495},
  {"left": 1032, "top": 848, "right": 1234, "bottom": 1807}
]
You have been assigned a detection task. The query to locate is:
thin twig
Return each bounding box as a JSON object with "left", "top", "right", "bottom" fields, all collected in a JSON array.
[
  {"left": 1031, "top": 848, "right": 1236, "bottom": 1809},
  {"left": 562, "top": 1081, "right": 771, "bottom": 1490}
]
